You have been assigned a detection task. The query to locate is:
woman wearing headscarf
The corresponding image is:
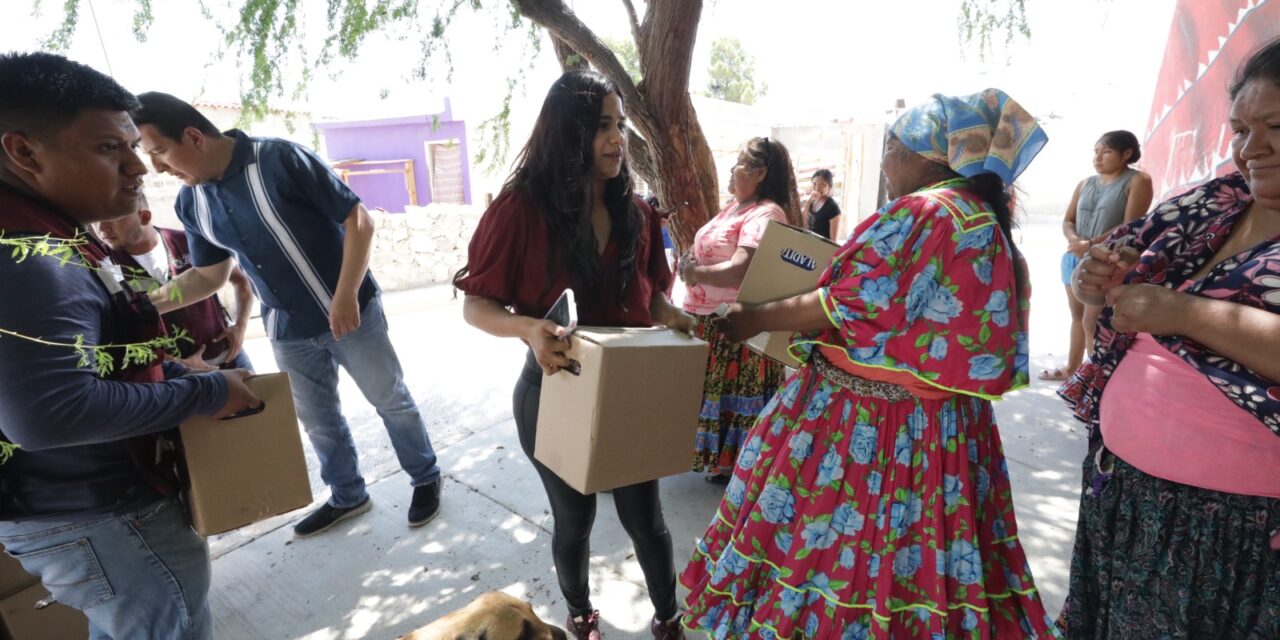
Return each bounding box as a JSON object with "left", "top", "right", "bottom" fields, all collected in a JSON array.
[
  {"left": 678, "top": 89, "right": 1059, "bottom": 639},
  {"left": 1056, "top": 38, "right": 1280, "bottom": 638}
]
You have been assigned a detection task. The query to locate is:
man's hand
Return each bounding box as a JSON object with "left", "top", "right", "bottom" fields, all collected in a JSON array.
[
  {"left": 212, "top": 368, "right": 262, "bottom": 419},
  {"left": 1106, "top": 284, "right": 1190, "bottom": 336},
  {"left": 329, "top": 291, "right": 361, "bottom": 340},
  {"left": 215, "top": 323, "right": 249, "bottom": 361},
  {"left": 165, "top": 346, "right": 217, "bottom": 372}
]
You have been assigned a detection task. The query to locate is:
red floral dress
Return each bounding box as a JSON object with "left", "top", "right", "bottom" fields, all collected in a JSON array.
[{"left": 679, "top": 180, "right": 1059, "bottom": 639}]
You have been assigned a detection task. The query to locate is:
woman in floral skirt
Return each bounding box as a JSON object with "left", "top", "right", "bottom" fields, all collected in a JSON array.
[
  {"left": 679, "top": 89, "right": 1060, "bottom": 639},
  {"left": 680, "top": 137, "right": 803, "bottom": 483}
]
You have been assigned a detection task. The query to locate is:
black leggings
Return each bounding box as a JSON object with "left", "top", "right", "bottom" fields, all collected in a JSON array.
[{"left": 513, "top": 351, "right": 678, "bottom": 620}]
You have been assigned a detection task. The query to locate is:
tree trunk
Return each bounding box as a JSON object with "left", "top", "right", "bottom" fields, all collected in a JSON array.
[
  {"left": 549, "top": 34, "right": 659, "bottom": 195},
  {"left": 514, "top": 0, "right": 718, "bottom": 252}
]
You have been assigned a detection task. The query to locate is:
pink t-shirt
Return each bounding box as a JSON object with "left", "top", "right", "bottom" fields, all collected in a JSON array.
[
  {"left": 1100, "top": 333, "right": 1280, "bottom": 498},
  {"left": 682, "top": 199, "right": 787, "bottom": 315}
]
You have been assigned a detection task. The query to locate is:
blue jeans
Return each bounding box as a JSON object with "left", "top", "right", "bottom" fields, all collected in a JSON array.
[
  {"left": 0, "top": 498, "right": 211, "bottom": 640},
  {"left": 270, "top": 297, "right": 440, "bottom": 508},
  {"left": 222, "top": 350, "right": 253, "bottom": 371}
]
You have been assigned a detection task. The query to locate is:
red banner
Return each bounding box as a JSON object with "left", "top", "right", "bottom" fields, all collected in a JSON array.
[{"left": 1144, "top": 0, "right": 1279, "bottom": 199}]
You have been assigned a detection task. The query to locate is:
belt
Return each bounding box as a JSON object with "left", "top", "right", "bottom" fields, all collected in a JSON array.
[{"left": 812, "top": 351, "right": 915, "bottom": 402}]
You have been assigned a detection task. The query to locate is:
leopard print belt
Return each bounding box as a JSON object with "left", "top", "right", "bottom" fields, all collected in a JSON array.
[{"left": 811, "top": 350, "right": 916, "bottom": 403}]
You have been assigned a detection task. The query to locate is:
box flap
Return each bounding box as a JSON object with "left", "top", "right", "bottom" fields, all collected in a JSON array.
[
  {"left": 762, "top": 219, "right": 837, "bottom": 243},
  {"left": 575, "top": 327, "right": 705, "bottom": 348}
]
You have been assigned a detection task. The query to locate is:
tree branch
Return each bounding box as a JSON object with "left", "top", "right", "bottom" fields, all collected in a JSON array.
[
  {"left": 620, "top": 0, "right": 642, "bottom": 50},
  {"left": 514, "top": 0, "right": 654, "bottom": 136},
  {"left": 551, "top": 35, "right": 588, "bottom": 71},
  {"left": 627, "top": 128, "right": 657, "bottom": 189},
  {"left": 638, "top": 0, "right": 702, "bottom": 117}
]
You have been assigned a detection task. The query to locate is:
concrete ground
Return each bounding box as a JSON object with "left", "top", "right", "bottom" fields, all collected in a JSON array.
[{"left": 210, "top": 216, "right": 1087, "bottom": 639}]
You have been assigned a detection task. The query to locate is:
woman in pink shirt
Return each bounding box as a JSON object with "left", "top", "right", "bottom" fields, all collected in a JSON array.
[
  {"left": 1058, "top": 38, "right": 1280, "bottom": 638},
  {"left": 679, "top": 137, "right": 803, "bottom": 483}
]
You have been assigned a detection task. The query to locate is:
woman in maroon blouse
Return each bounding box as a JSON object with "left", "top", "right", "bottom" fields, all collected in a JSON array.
[{"left": 453, "top": 70, "right": 694, "bottom": 640}]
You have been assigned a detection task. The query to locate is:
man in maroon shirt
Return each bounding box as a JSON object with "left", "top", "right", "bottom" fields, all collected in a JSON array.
[{"left": 97, "top": 193, "right": 255, "bottom": 370}]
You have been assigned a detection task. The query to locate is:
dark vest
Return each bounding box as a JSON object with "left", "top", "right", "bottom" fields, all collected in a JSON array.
[{"left": 109, "top": 227, "right": 231, "bottom": 362}]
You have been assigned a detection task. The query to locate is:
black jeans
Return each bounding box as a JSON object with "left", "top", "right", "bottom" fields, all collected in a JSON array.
[{"left": 513, "top": 351, "right": 678, "bottom": 620}]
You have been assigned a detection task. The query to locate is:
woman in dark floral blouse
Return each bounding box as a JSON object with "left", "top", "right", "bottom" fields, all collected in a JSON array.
[{"left": 1058, "top": 38, "right": 1280, "bottom": 638}]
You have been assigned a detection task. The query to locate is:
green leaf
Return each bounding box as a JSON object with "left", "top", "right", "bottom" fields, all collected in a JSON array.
[
  {"left": 957, "top": 335, "right": 974, "bottom": 347},
  {"left": 94, "top": 349, "right": 115, "bottom": 377},
  {"left": 0, "top": 440, "right": 20, "bottom": 466},
  {"left": 978, "top": 324, "right": 991, "bottom": 344}
]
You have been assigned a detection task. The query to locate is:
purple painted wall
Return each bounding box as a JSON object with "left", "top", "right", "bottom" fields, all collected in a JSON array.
[{"left": 312, "top": 99, "right": 471, "bottom": 211}]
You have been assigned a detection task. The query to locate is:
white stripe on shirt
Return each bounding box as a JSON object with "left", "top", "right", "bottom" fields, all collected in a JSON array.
[
  {"left": 244, "top": 142, "right": 334, "bottom": 313},
  {"left": 193, "top": 187, "right": 234, "bottom": 252}
]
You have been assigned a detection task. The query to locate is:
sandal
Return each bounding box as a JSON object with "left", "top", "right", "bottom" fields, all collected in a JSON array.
[
  {"left": 1038, "top": 367, "right": 1070, "bottom": 381},
  {"left": 704, "top": 473, "right": 731, "bottom": 485}
]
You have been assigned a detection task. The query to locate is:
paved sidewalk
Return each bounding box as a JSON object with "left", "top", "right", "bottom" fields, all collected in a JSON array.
[{"left": 211, "top": 217, "right": 1088, "bottom": 639}]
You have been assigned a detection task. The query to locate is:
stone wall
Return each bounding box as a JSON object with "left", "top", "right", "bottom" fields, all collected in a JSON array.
[{"left": 369, "top": 204, "right": 483, "bottom": 291}]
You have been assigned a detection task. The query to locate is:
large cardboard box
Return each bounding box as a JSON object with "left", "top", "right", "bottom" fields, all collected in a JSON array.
[
  {"left": 736, "top": 221, "right": 840, "bottom": 368},
  {"left": 0, "top": 581, "right": 88, "bottom": 639},
  {"left": 179, "top": 373, "right": 313, "bottom": 536},
  {"left": 535, "top": 328, "right": 709, "bottom": 494},
  {"left": 0, "top": 549, "right": 36, "bottom": 601}
]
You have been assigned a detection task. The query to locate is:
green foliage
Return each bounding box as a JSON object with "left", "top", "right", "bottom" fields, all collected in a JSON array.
[
  {"left": 473, "top": 77, "right": 516, "bottom": 175},
  {"left": 212, "top": 0, "right": 538, "bottom": 128},
  {"left": 131, "top": 0, "right": 154, "bottom": 41},
  {"left": 0, "top": 441, "right": 18, "bottom": 464},
  {"left": 33, "top": 0, "right": 1032, "bottom": 130},
  {"left": 36, "top": 0, "right": 82, "bottom": 51},
  {"left": 2, "top": 232, "right": 83, "bottom": 265},
  {"left": 600, "top": 36, "right": 641, "bottom": 83},
  {"left": 958, "top": 0, "right": 1031, "bottom": 60},
  {"left": 0, "top": 231, "right": 191, "bottom": 379},
  {"left": 705, "top": 36, "right": 765, "bottom": 105}
]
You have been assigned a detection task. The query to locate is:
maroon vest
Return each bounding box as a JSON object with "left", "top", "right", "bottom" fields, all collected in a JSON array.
[{"left": 109, "top": 227, "right": 231, "bottom": 362}]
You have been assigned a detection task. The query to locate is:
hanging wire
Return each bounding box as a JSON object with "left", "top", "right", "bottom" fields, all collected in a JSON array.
[{"left": 86, "top": 0, "right": 115, "bottom": 76}]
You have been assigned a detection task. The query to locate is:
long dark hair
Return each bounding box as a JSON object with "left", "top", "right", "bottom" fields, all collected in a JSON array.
[
  {"left": 453, "top": 70, "right": 640, "bottom": 305},
  {"left": 967, "top": 173, "right": 1027, "bottom": 299},
  {"left": 741, "top": 137, "right": 803, "bottom": 227}
]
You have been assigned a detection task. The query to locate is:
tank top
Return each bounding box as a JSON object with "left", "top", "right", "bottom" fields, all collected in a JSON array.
[{"left": 1075, "top": 169, "right": 1136, "bottom": 239}]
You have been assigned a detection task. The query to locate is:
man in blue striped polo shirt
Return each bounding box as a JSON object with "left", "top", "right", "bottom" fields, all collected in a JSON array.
[{"left": 133, "top": 93, "right": 443, "bottom": 537}]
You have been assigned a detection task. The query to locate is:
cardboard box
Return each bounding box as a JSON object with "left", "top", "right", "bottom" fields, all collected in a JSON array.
[
  {"left": 736, "top": 221, "right": 840, "bottom": 368},
  {"left": 535, "top": 327, "right": 709, "bottom": 494},
  {"left": 0, "top": 548, "right": 37, "bottom": 602},
  {"left": 0, "top": 581, "right": 88, "bottom": 639},
  {"left": 179, "top": 373, "right": 313, "bottom": 536}
]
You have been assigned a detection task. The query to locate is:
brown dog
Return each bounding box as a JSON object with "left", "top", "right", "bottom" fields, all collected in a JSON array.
[{"left": 399, "top": 591, "right": 567, "bottom": 640}]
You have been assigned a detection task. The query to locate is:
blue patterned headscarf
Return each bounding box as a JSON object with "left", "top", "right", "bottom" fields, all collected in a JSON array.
[{"left": 890, "top": 89, "right": 1048, "bottom": 184}]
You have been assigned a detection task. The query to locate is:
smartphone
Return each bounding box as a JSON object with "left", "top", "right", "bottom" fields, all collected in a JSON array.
[
  {"left": 544, "top": 289, "right": 578, "bottom": 334},
  {"left": 543, "top": 289, "right": 581, "bottom": 375},
  {"left": 660, "top": 201, "right": 689, "bottom": 219}
]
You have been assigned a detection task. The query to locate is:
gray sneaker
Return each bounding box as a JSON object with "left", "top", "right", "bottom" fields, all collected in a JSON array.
[{"left": 293, "top": 497, "right": 372, "bottom": 537}]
